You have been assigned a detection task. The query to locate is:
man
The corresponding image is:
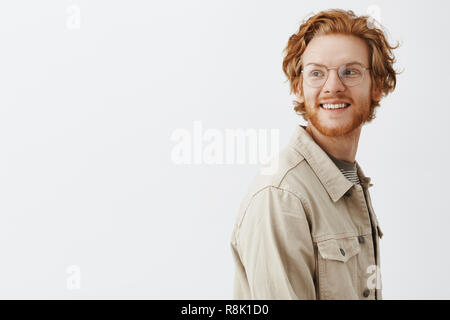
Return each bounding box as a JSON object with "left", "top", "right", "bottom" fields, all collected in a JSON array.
[{"left": 230, "top": 9, "right": 399, "bottom": 299}]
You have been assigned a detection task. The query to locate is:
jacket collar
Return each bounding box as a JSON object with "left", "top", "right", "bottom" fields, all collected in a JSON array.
[{"left": 288, "top": 124, "right": 373, "bottom": 202}]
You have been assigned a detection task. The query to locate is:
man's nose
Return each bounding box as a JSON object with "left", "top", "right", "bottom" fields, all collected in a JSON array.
[{"left": 322, "top": 69, "right": 346, "bottom": 93}]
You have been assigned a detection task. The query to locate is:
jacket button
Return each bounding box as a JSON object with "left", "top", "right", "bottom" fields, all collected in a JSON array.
[
  {"left": 339, "top": 248, "right": 345, "bottom": 256},
  {"left": 358, "top": 236, "right": 365, "bottom": 243},
  {"left": 344, "top": 190, "right": 352, "bottom": 197},
  {"left": 363, "top": 289, "right": 370, "bottom": 297}
]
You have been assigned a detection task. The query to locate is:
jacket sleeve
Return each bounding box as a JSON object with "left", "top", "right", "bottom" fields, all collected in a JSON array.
[{"left": 235, "top": 186, "right": 316, "bottom": 299}]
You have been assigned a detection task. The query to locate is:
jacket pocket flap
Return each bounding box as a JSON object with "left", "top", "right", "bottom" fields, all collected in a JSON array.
[{"left": 317, "top": 237, "right": 360, "bottom": 263}]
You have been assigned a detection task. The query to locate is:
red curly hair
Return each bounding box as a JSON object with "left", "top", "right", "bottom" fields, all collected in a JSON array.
[{"left": 282, "top": 8, "right": 400, "bottom": 122}]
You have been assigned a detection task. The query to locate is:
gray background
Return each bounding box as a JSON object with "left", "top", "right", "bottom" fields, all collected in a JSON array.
[{"left": 0, "top": 0, "right": 448, "bottom": 299}]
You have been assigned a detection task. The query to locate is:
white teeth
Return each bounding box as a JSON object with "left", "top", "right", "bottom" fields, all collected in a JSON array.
[{"left": 321, "top": 103, "right": 349, "bottom": 109}]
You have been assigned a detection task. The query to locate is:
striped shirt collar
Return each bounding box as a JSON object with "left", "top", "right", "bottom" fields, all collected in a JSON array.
[{"left": 324, "top": 151, "right": 361, "bottom": 185}]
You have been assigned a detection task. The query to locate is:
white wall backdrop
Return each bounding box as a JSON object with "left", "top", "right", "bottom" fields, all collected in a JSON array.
[{"left": 0, "top": 0, "right": 449, "bottom": 299}]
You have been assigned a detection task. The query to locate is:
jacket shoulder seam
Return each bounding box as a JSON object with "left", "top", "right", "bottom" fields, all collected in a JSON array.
[
  {"left": 241, "top": 185, "right": 312, "bottom": 225},
  {"left": 275, "top": 146, "right": 306, "bottom": 188}
]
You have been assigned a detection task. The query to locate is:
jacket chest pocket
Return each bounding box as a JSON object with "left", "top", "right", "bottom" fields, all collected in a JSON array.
[{"left": 316, "top": 236, "right": 361, "bottom": 299}]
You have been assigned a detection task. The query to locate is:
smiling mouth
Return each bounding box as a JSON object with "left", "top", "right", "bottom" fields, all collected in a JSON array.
[{"left": 319, "top": 103, "right": 351, "bottom": 110}]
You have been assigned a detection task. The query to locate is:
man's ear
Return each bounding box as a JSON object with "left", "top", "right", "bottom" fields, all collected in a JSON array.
[
  {"left": 371, "top": 82, "right": 382, "bottom": 102},
  {"left": 296, "top": 82, "right": 305, "bottom": 103}
]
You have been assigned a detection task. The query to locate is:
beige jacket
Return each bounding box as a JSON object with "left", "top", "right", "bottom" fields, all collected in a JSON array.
[{"left": 230, "top": 125, "right": 384, "bottom": 300}]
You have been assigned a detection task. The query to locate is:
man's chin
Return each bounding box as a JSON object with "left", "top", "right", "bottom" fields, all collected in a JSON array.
[{"left": 309, "top": 117, "right": 362, "bottom": 137}]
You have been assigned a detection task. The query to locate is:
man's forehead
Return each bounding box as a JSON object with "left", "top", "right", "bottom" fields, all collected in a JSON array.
[
  {"left": 304, "top": 60, "right": 366, "bottom": 67},
  {"left": 302, "top": 34, "right": 369, "bottom": 66}
]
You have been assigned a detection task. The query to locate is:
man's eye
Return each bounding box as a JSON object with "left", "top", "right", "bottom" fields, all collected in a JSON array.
[
  {"left": 343, "top": 69, "right": 360, "bottom": 75},
  {"left": 311, "top": 71, "right": 324, "bottom": 77}
]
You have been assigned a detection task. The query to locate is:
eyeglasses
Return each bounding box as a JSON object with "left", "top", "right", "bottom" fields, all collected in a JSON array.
[{"left": 300, "top": 63, "right": 370, "bottom": 88}]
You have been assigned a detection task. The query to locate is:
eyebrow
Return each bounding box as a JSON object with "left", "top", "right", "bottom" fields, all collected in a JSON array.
[{"left": 305, "top": 61, "right": 365, "bottom": 67}]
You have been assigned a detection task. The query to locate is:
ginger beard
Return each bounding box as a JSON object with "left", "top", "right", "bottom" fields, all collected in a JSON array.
[{"left": 303, "top": 91, "right": 372, "bottom": 137}]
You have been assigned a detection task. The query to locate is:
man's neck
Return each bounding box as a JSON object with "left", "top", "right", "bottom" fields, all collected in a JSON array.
[{"left": 305, "top": 122, "right": 362, "bottom": 163}]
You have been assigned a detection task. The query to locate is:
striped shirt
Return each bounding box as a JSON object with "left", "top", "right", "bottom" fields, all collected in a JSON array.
[{"left": 325, "top": 151, "right": 361, "bottom": 185}]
